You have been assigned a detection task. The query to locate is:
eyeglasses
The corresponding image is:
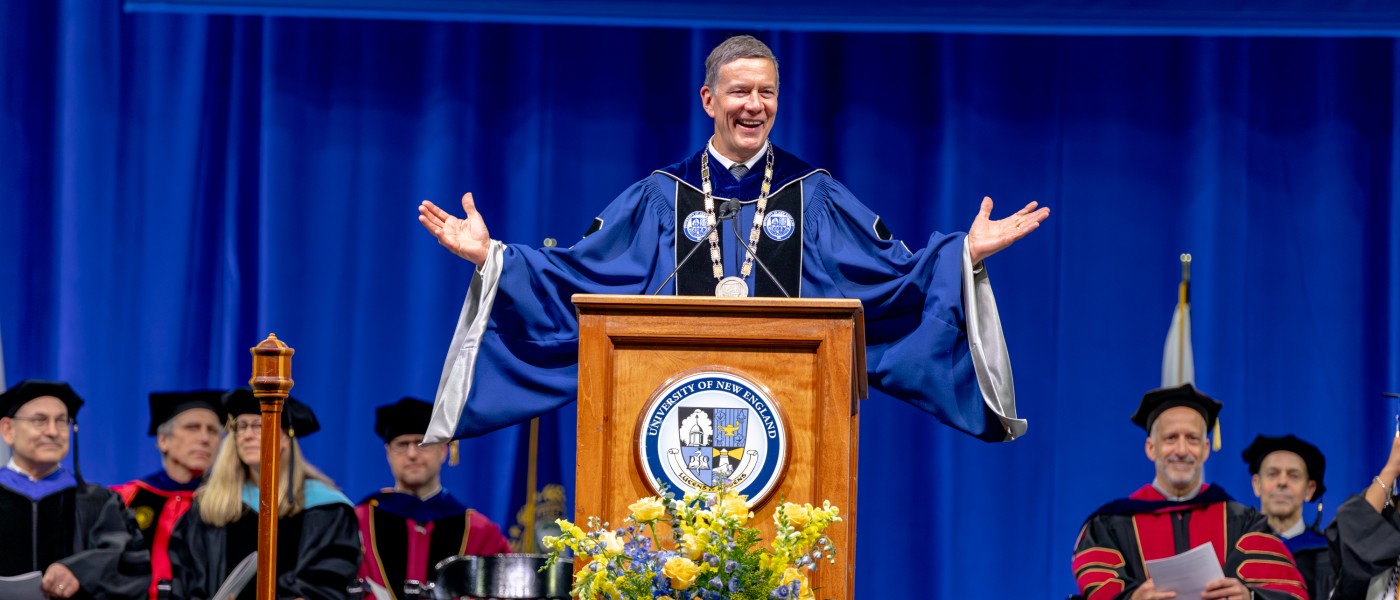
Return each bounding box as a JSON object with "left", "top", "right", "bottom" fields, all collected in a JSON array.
[
  {"left": 231, "top": 421, "right": 263, "bottom": 434},
  {"left": 10, "top": 415, "right": 71, "bottom": 429},
  {"left": 387, "top": 439, "right": 429, "bottom": 454}
]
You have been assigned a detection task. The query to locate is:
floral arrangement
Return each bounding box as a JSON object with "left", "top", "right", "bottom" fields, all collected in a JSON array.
[{"left": 542, "top": 488, "right": 841, "bottom": 600}]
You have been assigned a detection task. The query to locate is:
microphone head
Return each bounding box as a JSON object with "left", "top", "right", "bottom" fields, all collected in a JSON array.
[{"left": 717, "top": 200, "right": 742, "bottom": 220}]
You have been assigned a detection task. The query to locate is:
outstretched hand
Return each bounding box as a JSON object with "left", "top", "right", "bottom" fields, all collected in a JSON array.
[
  {"left": 418, "top": 193, "right": 492, "bottom": 265},
  {"left": 965, "top": 197, "right": 1050, "bottom": 264}
]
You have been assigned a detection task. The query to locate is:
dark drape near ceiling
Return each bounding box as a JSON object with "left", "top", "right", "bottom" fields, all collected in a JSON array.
[{"left": 2, "top": 0, "right": 1397, "bottom": 596}]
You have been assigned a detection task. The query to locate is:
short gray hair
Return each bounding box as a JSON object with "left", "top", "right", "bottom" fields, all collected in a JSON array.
[
  {"left": 704, "top": 35, "right": 779, "bottom": 91},
  {"left": 156, "top": 419, "right": 175, "bottom": 438}
]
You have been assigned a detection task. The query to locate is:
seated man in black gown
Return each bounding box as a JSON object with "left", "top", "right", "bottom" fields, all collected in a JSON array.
[{"left": 0, "top": 380, "right": 148, "bottom": 599}]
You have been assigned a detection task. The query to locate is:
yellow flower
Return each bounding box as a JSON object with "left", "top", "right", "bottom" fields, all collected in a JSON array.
[
  {"left": 780, "top": 567, "right": 815, "bottom": 600},
  {"left": 679, "top": 532, "right": 705, "bottom": 560},
  {"left": 597, "top": 531, "right": 624, "bottom": 556},
  {"left": 629, "top": 496, "right": 667, "bottom": 522},
  {"left": 556, "top": 518, "right": 587, "bottom": 540},
  {"left": 779, "top": 502, "right": 811, "bottom": 528},
  {"left": 717, "top": 493, "right": 751, "bottom": 525},
  {"left": 662, "top": 557, "right": 700, "bottom": 590}
]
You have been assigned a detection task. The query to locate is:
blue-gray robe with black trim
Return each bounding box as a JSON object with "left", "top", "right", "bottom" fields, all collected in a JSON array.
[{"left": 425, "top": 143, "right": 1023, "bottom": 443}]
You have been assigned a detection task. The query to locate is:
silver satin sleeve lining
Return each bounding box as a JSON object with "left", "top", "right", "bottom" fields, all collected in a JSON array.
[
  {"left": 962, "top": 240, "right": 1025, "bottom": 441},
  {"left": 424, "top": 240, "right": 505, "bottom": 444}
]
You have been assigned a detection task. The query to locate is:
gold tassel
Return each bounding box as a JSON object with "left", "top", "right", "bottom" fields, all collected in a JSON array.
[
  {"left": 449, "top": 441, "right": 460, "bottom": 466},
  {"left": 1212, "top": 419, "right": 1221, "bottom": 451}
]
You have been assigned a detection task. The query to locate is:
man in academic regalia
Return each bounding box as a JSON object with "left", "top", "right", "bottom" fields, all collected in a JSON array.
[
  {"left": 1326, "top": 431, "right": 1400, "bottom": 599},
  {"left": 356, "top": 397, "right": 511, "bottom": 596},
  {"left": 0, "top": 379, "right": 149, "bottom": 599},
  {"left": 1241, "top": 434, "right": 1334, "bottom": 599},
  {"left": 1072, "top": 384, "right": 1309, "bottom": 600},
  {"left": 416, "top": 35, "right": 1052, "bottom": 445},
  {"left": 112, "top": 391, "right": 225, "bottom": 599}
]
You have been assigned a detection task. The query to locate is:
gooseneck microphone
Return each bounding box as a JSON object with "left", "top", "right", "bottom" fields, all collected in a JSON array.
[
  {"left": 651, "top": 201, "right": 741, "bottom": 295},
  {"left": 650, "top": 199, "right": 790, "bottom": 297},
  {"left": 725, "top": 211, "right": 791, "bottom": 298}
]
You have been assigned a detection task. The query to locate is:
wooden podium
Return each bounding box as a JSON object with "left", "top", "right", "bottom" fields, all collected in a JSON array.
[{"left": 574, "top": 295, "right": 867, "bottom": 600}]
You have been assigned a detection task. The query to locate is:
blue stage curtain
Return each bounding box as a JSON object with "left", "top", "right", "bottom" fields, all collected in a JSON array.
[{"left": 2, "top": 1, "right": 1397, "bottom": 596}]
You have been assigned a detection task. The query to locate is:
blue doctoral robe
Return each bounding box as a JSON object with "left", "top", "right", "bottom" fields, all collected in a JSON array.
[{"left": 426, "top": 143, "right": 1021, "bottom": 443}]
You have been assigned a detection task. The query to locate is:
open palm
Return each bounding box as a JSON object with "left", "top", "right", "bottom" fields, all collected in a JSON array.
[
  {"left": 418, "top": 193, "right": 492, "bottom": 265},
  {"left": 966, "top": 196, "right": 1050, "bottom": 264}
]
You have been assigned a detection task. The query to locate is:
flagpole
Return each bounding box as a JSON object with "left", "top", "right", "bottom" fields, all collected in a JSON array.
[{"left": 522, "top": 416, "right": 540, "bottom": 553}]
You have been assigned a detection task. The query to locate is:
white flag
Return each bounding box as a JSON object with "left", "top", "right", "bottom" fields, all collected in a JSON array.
[
  {"left": 1161, "top": 268, "right": 1194, "bottom": 387},
  {"left": 1161, "top": 254, "right": 1215, "bottom": 449}
]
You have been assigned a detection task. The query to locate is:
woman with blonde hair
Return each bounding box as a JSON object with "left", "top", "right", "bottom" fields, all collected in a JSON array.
[{"left": 168, "top": 390, "right": 360, "bottom": 600}]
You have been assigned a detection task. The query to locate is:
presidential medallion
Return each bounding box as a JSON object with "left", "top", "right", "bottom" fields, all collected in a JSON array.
[{"left": 715, "top": 276, "right": 748, "bottom": 297}]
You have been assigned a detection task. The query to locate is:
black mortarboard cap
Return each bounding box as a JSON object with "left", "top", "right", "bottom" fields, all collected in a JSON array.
[
  {"left": 1, "top": 379, "right": 88, "bottom": 484},
  {"left": 147, "top": 390, "right": 227, "bottom": 436},
  {"left": 374, "top": 397, "right": 434, "bottom": 443},
  {"left": 221, "top": 388, "right": 321, "bottom": 438},
  {"left": 0, "top": 380, "right": 84, "bottom": 418},
  {"left": 1130, "top": 383, "right": 1223, "bottom": 433},
  {"left": 1241, "top": 434, "right": 1327, "bottom": 501}
]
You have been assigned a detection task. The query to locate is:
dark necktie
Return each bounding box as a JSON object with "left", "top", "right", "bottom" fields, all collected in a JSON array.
[{"left": 730, "top": 163, "right": 748, "bottom": 179}]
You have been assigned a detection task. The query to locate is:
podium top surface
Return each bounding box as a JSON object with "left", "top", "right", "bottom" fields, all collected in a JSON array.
[
  {"left": 572, "top": 294, "right": 864, "bottom": 317},
  {"left": 572, "top": 293, "right": 869, "bottom": 401}
]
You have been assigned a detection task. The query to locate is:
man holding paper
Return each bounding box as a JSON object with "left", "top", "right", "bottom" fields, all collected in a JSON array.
[{"left": 1071, "top": 384, "right": 1309, "bottom": 599}]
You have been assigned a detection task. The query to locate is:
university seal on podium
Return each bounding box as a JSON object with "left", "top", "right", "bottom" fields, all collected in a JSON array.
[{"left": 637, "top": 370, "right": 788, "bottom": 506}]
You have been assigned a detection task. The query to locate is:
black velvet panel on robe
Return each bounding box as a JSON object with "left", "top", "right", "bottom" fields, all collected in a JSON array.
[{"left": 0, "top": 483, "right": 151, "bottom": 599}]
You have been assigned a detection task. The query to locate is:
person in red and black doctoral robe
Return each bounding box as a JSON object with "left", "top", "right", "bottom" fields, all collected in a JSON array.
[
  {"left": 1072, "top": 384, "right": 1309, "bottom": 600},
  {"left": 112, "top": 390, "right": 224, "bottom": 599},
  {"left": 356, "top": 397, "right": 511, "bottom": 596}
]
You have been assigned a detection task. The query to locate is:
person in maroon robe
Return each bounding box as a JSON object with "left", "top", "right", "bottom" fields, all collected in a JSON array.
[
  {"left": 355, "top": 397, "right": 510, "bottom": 596},
  {"left": 1072, "top": 384, "right": 1309, "bottom": 600}
]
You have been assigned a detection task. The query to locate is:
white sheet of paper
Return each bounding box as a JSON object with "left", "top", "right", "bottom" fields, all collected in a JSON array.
[
  {"left": 1143, "top": 541, "right": 1226, "bottom": 598},
  {"left": 0, "top": 571, "right": 46, "bottom": 600},
  {"left": 212, "top": 551, "right": 258, "bottom": 600}
]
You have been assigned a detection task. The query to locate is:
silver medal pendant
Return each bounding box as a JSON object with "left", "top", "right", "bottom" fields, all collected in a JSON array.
[{"left": 715, "top": 276, "right": 749, "bottom": 297}]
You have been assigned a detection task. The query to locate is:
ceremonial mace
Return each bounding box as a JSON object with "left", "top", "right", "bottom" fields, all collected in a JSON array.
[{"left": 250, "top": 334, "right": 294, "bottom": 600}]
